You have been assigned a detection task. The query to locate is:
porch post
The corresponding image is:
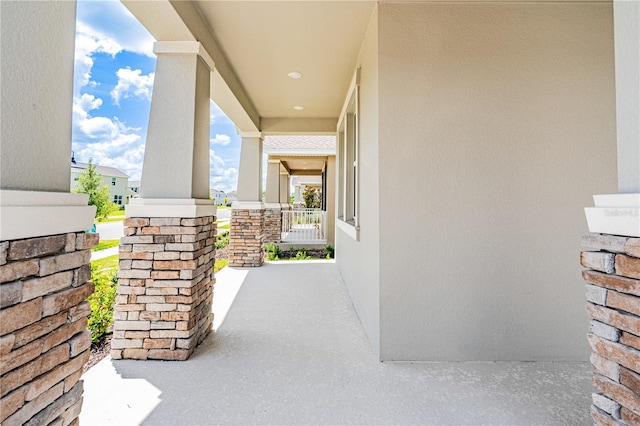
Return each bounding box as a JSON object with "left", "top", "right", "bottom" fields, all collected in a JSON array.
[
  {"left": 1, "top": 2, "right": 97, "bottom": 424},
  {"left": 264, "top": 160, "right": 282, "bottom": 243},
  {"left": 582, "top": 1, "right": 640, "bottom": 423},
  {"left": 229, "top": 134, "right": 265, "bottom": 266},
  {"left": 279, "top": 173, "right": 291, "bottom": 207},
  {"left": 114, "top": 41, "right": 217, "bottom": 361}
]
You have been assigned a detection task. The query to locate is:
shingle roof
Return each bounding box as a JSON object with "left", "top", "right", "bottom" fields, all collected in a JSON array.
[
  {"left": 71, "top": 162, "right": 129, "bottom": 178},
  {"left": 263, "top": 135, "right": 335, "bottom": 151}
]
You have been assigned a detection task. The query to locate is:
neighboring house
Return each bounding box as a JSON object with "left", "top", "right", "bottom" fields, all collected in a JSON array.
[
  {"left": 2, "top": 3, "right": 639, "bottom": 425},
  {"left": 128, "top": 180, "right": 141, "bottom": 197},
  {"left": 209, "top": 189, "right": 226, "bottom": 205},
  {"left": 263, "top": 135, "right": 336, "bottom": 245},
  {"left": 225, "top": 191, "right": 238, "bottom": 204},
  {"left": 70, "top": 161, "right": 130, "bottom": 207}
]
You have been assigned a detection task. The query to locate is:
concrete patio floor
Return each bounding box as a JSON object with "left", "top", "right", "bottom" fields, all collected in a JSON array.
[{"left": 80, "top": 261, "right": 592, "bottom": 425}]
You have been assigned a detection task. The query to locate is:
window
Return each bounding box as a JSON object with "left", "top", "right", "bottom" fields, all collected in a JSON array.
[
  {"left": 111, "top": 177, "right": 116, "bottom": 186},
  {"left": 336, "top": 69, "right": 360, "bottom": 239},
  {"left": 114, "top": 195, "right": 123, "bottom": 205}
]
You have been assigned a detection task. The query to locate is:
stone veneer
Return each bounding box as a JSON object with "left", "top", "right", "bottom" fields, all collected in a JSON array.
[
  {"left": 229, "top": 209, "right": 264, "bottom": 267},
  {"left": 263, "top": 208, "right": 281, "bottom": 243},
  {"left": 113, "top": 216, "right": 215, "bottom": 361},
  {"left": 581, "top": 233, "right": 640, "bottom": 425},
  {"left": 0, "top": 231, "right": 98, "bottom": 426}
]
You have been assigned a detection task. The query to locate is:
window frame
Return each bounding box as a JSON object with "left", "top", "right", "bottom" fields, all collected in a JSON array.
[{"left": 336, "top": 68, "right": 360, "bottom": 241}]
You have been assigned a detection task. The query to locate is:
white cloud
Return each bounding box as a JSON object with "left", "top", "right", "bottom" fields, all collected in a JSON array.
[
  {"left": 210, "top": 134, "right": 231, "bottom": 146},
  {"left": 210, "top": 100, "right": 232, "bottom": 125},
  {"left": 73, "top": 22, "right": 123, "bottom": 94},
  {"left": 111, "top": 67, "right": 155, "bottom": 106},
  {"left": 210, "top": 149, "right": 238, "bottom": 193}
]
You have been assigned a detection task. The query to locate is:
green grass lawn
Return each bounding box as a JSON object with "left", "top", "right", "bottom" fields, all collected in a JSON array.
[
  {"left": 95, "top": 210, "right": 125, "bottom": 223},
  {"left": 217, "top": 223, "right": 230, "bottom": 230},
  {"left": 91, "top": 254, "right": 119, "bottom": 274},
  {"left": 91, "top": 239, "right": 120, "bottom": 252}
]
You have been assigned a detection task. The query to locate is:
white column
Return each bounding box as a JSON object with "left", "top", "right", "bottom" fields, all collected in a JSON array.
[
  {"left": 265, "top": 159, "right": 281, "bottom": 206},
  {"left": 128, "top": 42, "right": 215, "bottom": 218},
  {"left": 614, "top": 0, "right": 640, "bottom": 193},
  {"left": 279, "top": 173, "right": 290, "bottom": 206},
  {"left": 585, "top": 1, "right": 640, "bottom": 237},
  {"left": 1, "top": 1, "right": 95, "bottom": 240},
  {"left": 234, "top": 133, "right": 264, "bottom": 208}
]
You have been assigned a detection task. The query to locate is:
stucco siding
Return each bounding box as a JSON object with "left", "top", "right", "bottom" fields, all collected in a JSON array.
[
  {"left": 336, "top": 8, "right": 381, "bottom": 357},
  {"left": 377, "top": 2, "right": 617, "bottom": 361}
]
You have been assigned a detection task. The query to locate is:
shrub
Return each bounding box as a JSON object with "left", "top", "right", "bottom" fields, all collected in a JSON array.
[
  {"left": 295, "top": 248, "right": 311, "bottom": 260},
  {"left": 325, "top": 244, "right": 335, "bottom": 259},
  {"left": 215, "top": 258, "right": 228, "bottom": 272},
  {"left": 87, "top": 264, "right": 118, "bottom": 343},
  {"left": 265, "top": 243, "right": 283, "bottom": 260},
  {"left": 215, "top": 233, "right": 230, "bottom": 249}
]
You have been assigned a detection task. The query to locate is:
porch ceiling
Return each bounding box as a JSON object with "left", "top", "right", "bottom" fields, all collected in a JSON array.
[{"left": 123, "top": 1, "right": 375, "bottom": 132}]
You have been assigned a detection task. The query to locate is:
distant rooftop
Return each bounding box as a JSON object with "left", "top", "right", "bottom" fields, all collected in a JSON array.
[
  {"left": 71, "top": 162, "right": 128, "bottom": 179},
  {"left": 263, "top": 135, "right": 335, "bottom": 152}
]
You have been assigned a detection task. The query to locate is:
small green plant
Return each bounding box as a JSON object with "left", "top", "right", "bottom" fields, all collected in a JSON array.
[
  {"left": 87, "top": 259, "right": 118, "bottom": 343},
  {"left": 215, "top": 233, "right": 230, "bottom": 249},
  {"left": 265, "top": 243, "right": 284, "bottom": 260},
  {"left": 325, "top": 244, "right": 334, "bottom": 259},
  {"left": 295, "top": 248, "right": 311, "bottom": 260},
  {"left": 214, "top": 258, "right": 228, "bottom": 272}
]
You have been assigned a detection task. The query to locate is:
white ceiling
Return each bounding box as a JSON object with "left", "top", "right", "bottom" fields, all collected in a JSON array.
[{"left": 194, "top": 1, "right": 376, "bottom": 120}]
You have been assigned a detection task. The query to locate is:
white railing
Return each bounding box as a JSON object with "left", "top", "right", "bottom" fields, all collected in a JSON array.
[{"left": 281, "top": 209, "right": 327, "bottom": 243}]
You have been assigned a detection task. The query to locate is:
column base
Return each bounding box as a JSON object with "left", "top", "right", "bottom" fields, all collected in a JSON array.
[
  {"left": 229, "top": 208, "right": 265, "bottom": 267},
  {"left": 580, "top": 232, "right": 640, "bottom": 424},
  {"left": 263, "top": 204, "right": 282, "bottom": 243},
  {"left": 0, "top": 230, "right": 98, "bottom": 425},
  {"left": 113, "top": 216, "right": 215, "bottom": 360}
]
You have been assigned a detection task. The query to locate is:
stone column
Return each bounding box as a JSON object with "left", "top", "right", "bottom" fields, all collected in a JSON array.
[
  {"left": 1, "top": 2, "right": 98, "bottom": 424},
  {"left": 583, "top": 4, "right": 640, "bottom": 423},
  {"left": 229, "top": 134, "right": 265, "bottom": 267},
  {"left": 581, "top": 234, "right": 640, "bottom": 425},
  {"left": 114, "top": 42, "right": 217, "bottom": 361}
]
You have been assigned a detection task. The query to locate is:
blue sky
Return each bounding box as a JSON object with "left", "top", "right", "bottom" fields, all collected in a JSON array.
[{"left": 72, "top": 0, "right": 242, "bottom": 193}]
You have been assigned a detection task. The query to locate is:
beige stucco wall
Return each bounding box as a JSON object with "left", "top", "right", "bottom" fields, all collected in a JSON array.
[
  {"left": 336, "top": 8, "right": 381, "bottom": 356},
  {"left": 376, "top": 2, "right": 617, "bottom": 361},
  {"left": 325, "top": 157, "right": 336, "bottom": 246},
  {"left": 1, "top": 1, "right": 76, "bottom": 193}
]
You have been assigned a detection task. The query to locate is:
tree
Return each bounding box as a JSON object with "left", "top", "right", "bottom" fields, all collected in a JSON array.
[
  {"left": 303, "top": 186, "right": 321, "bottom": 209},
  {"left": 73, "top": 160, "right": 117, "bottom": 220}
]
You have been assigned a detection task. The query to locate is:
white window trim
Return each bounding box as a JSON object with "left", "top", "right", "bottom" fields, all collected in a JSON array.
[{"left": 336, "top": 68, "right": 360, "bottom": 241}]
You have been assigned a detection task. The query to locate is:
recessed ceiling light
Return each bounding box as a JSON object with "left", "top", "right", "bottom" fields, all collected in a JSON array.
[
  {"left": 288, "top": 72, "right": 302, "bottom": 79},
  {"left": 293, "top": 105, "right": 304, "bottom": 111}
]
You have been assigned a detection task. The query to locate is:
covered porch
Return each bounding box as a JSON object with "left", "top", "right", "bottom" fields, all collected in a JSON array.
[{"left": 81, "top": 262, "right": 592, "bottom": 425}]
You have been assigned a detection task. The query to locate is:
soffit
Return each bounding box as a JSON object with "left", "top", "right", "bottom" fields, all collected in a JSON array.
[{"left": 194, "top": 1, "right": 376, "bottom": 120}]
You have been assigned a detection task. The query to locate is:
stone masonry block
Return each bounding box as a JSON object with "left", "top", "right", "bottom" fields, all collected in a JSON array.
[
  {"left": 607, "top": 290, "right": 640, "bottom": 317},
  {"left": 587, "top": 303, "right": 640, "bottom": 337},
  {"left": 591, "top": 352, "right": 621, "bottom": 382},
  {"left": 42, "top": 282, "right": 94, "bottom": 317},
  {"left": 113, "top": 321, "right": 150, "bottom": 331},
  {"left": 22, "top": 271, "right": 73, "bottom": 302},
  {"left": 123, "top": 218, "right": 150, "bottom": 227},
  {"left": 626, "top": 239, "right": 640, "bottom": 258},
  {"left": 588, "top": 333, "right": 640, "bottom": 374},
  {"left": 620, "top": 367, "right": 640, "bottom": 396},
  {"left": 0, "top": 241, "right": 8, "bottom": 265},
  {"left": 590, "top": 320, "right": 621, "bottom": 342},
  {"left": 615, "top": 255, "right": 640, "bottom": 280},
  {"left": 582, "top": 251, "right": 616, "bottom": 274},
  {"left": 75, "top": 232, "right": 99, "bottom": 250},
  {"left": 593, "top": 393, "right": 621, "bottom": 419},
  {"left": 583, "top": 270, "right": 640, "bottom": 297},
  {"left": 0, "top": 259, "right": 39, "bottom": 284},
  {"left": 593, "top": 374, "right": 640, "bottom": 418},
  {"left": 0, "top": 297, "right": 42, "bottom": 336},
  {"left": 622, "top": 407, "right": 640, "bottom": 425},
  {"left": 1, "top": 281, "right": 23, "bottom": 309},
  {"left": 8, "top": 235, "right": 66, "bottom": 261},
  {"left": 149, "top": 218, "right": 181, "bottom": 226},
  {"left": 38, "top": 250, "right": 90, "bottom": 277},
  {"left": 583, "top": 233, "right": 629, "bottom": 253},
  {"left": 621, "top": 332, "right": 640, "bottom": 351}
]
